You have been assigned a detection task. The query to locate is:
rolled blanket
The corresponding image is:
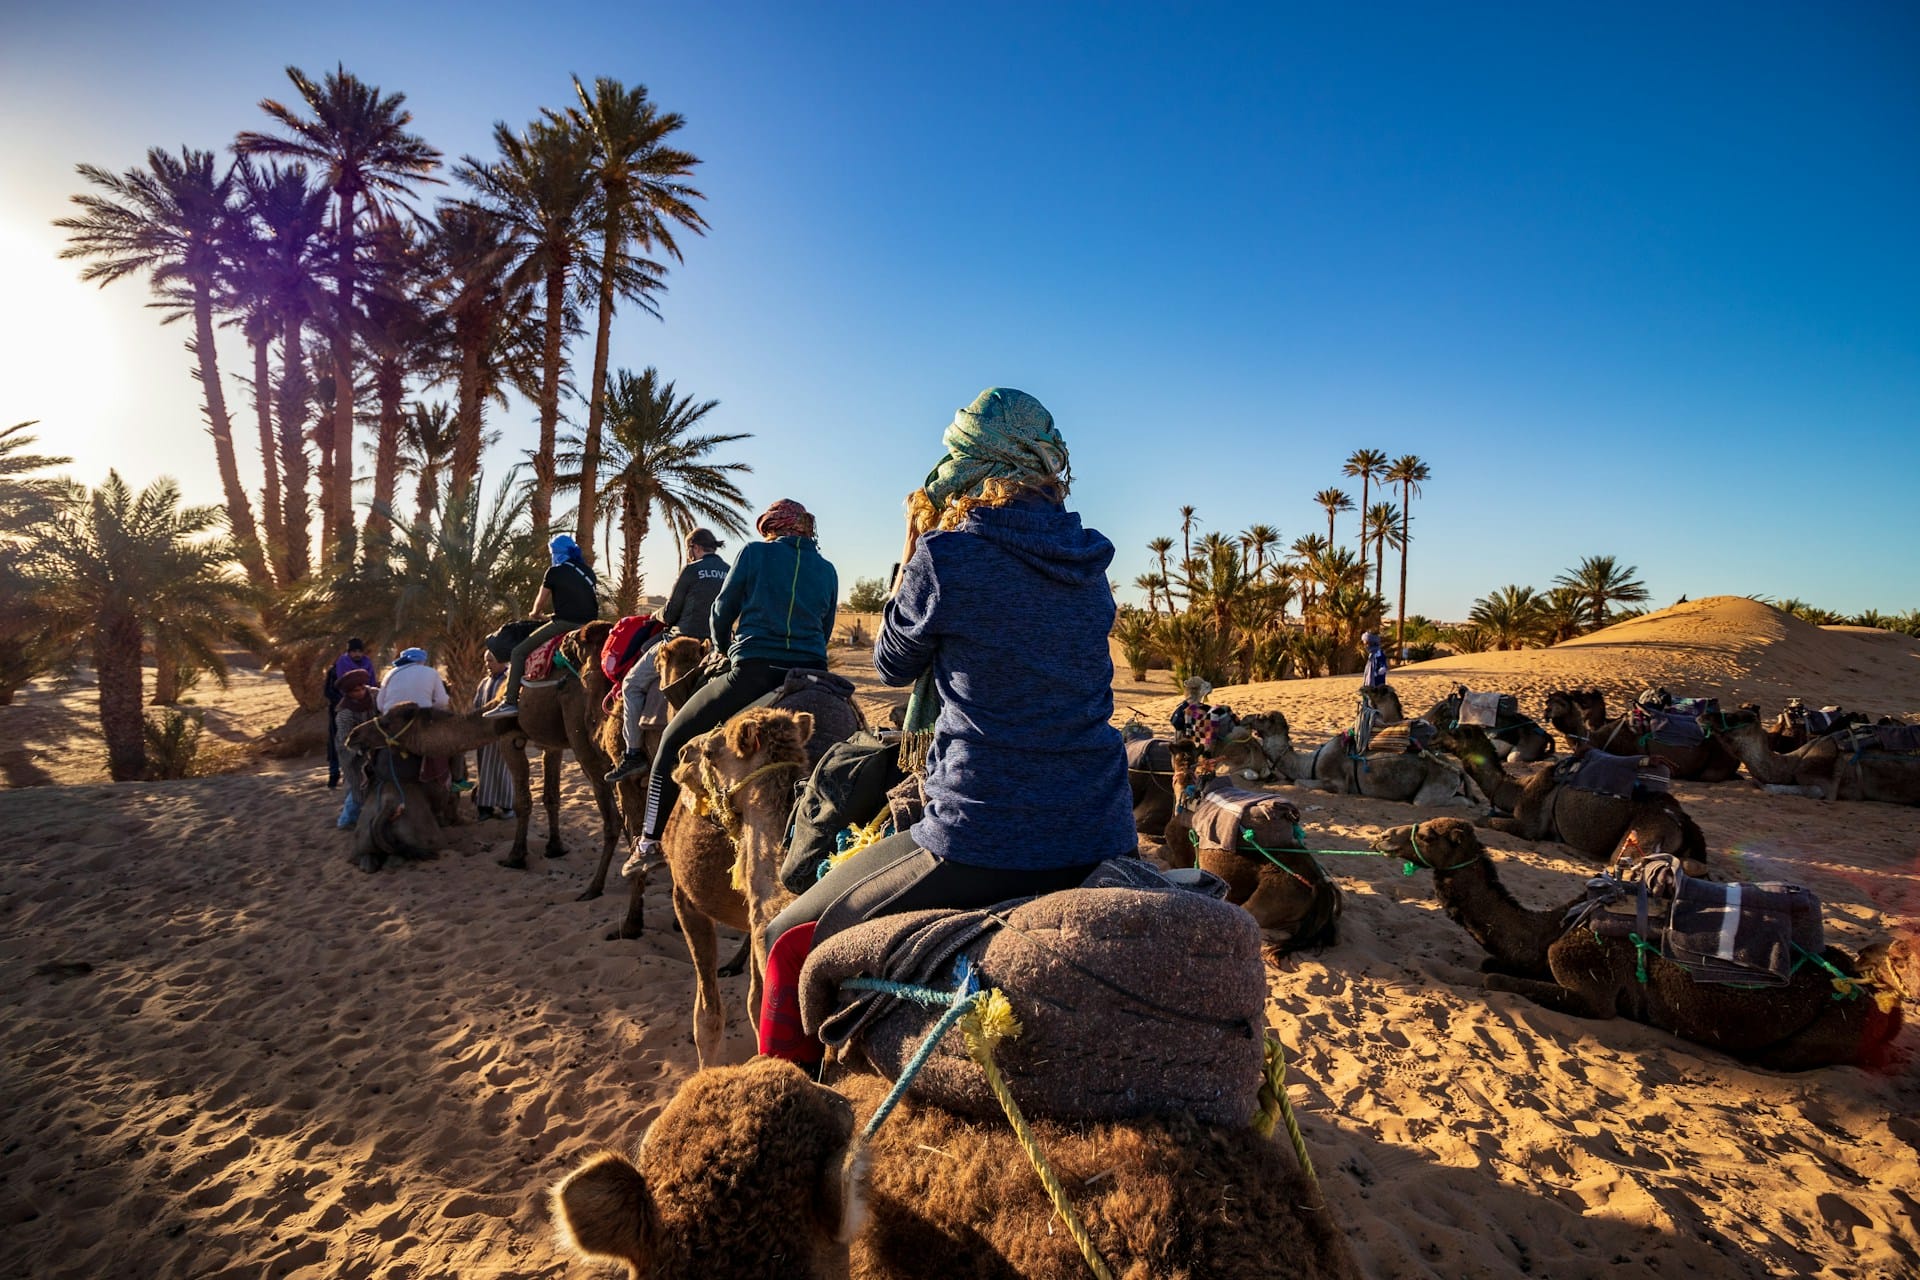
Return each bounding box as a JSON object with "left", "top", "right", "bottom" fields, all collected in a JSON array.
[{"left": 801, "top": 877, "right": 1266, "bottom": 1127}]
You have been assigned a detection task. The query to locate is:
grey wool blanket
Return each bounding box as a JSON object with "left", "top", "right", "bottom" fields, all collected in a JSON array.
[{"left": 800, "top": 872, "right": 1266, "bottom": 1127}]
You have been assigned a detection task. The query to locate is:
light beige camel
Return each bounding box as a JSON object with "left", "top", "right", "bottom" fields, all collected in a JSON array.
[
  {"left": 1380, "top": 819, "right": 1916, "bottom": 1070},
  {"left": 1246, "top": 709, "right": 1477, "bottom": 807},
  {"left": 1705, "top": 708, "right": 1920, "bottom": 806},
  {"left": 552, "top": 1055, "right": 1359, "bottom": 1280}
]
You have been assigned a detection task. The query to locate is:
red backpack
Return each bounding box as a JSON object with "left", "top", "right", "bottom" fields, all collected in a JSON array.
[{"left": 601, "top": 614, "right": 664, "bottom": 682}]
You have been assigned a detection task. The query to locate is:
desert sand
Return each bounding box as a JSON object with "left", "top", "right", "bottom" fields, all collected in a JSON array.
[{"left": 2, "top": 596, "right": 1917, "bottom": 1279}]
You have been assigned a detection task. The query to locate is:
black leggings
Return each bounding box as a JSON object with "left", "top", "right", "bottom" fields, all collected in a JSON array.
[
  {"left": 640, "top": 658, "right": 821, "bottom": 840},
  {"left": 763, "top": 829, "right": 1102, "bottom": 953}
]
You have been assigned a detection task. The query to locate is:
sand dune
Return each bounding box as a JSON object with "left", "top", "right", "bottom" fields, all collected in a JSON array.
[{"left": 2, "top": 595, "right": 1916, "bottom": 1278}]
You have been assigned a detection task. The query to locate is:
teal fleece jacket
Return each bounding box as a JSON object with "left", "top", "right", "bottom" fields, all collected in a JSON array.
[{"left": 710, "top": 536, "right": 838, "bottom": 665}]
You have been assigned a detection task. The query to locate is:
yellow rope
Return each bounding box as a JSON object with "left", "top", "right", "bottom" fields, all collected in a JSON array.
[
  {"left": 959, "top": 991, "right": 1115, "bottom": 1280},
  {"left": 1253, "top": 1035, "right": 1322, "bottom": 1203},
  {"left": 826, "top": 810, "right": 892, "bottom": 872}
]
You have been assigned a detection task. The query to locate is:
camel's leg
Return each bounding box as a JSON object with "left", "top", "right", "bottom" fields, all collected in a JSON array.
[
  {"left": 673, "top": 886, "right": 727, "bottom": 1068},
  {"left": 612, "top": 867, "right": 647, "bottom": 940},
  {"left": 717, "top": 934, "right": 751, "bottom": 978},
  {"left": 568, "top": 722, "right": 623, "bottom": 898},
  {"left": 1484, "top": 973, "right": 1612, "bottom": 1019},
  {"left": 541, "top": 748, "right": 567, "bottom": 857},
  {"left": 1761, "top": 783, "right": 1826, "bottom": 799},
  {"left": 499, "top": 742, "right": 534, "bottom": 869}
]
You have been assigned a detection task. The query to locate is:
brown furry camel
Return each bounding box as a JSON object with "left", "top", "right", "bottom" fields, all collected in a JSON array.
[
  {"left": 1542, "top": 688, "right": 1609, "bottom": 751},
  {"left": 1378, "top": 818, "right": 1917, "bottom": 1070},
  {"left": 1578, "top": 698, "right": 1743, "bottom": 783},
  {"left": 1423, "top": 685, "right": 1553, "bottom": 762},
  {"left": 1160, "top": 739, "right": 1342, "bottom": 954},
  {"left": 1435, "top": 724, "right": 1709, "bottom": 870},
  {"left": 1704, "top": 708, "right": 1920, "bottom": 806},
  {"left": 552, "top": 1055, "right": 1358, "bottom": 1280},
  {"left": 660, "top": 706, "right": 813, "bottom": 1068},
  {"left": 1243, "top": 709, "right": 1478, "bottom": 807}
]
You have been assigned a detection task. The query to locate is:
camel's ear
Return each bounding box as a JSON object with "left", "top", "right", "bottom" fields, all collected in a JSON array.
[
  {"left": 791, "top": 711, "right": 815, "bottom": 746},
  {"left": 725, "top": 715, "right": 761, "bottom": 760},
  {"left": 817, "top": 1138, "right": 870, "bottom": 1245},
  {"left": 551, "top": 1150, "right": 659, "bottom": 1273}
]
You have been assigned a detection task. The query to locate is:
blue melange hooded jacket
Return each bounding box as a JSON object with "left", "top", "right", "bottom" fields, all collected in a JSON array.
[{"left": 875, "top": 496, "right": 1134, "bottom": 870}]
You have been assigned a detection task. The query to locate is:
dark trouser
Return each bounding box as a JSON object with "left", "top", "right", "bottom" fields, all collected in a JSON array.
[
  {"left": 763, "top": 829, "right": 1102, "bottom": 954},
  {"left": 504, "top": 616, "right": 590, "bottom": 703},
  {"left": 325, "top": 697, "right": 341, "bottom": 783},
  {"left": 640, "top": 657, "right": 822, "bottom": 840}
]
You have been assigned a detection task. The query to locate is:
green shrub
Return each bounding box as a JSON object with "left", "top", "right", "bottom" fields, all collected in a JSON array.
[{"left": 143, "top": 707, "right": 204, "bottom": 780}]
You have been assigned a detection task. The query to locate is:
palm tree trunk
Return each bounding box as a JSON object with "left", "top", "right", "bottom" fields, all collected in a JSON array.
[
  {"left": 251, "top": 331, "right": 288, "bottom": 584},
  {"left": 1395, "top": 498, "right": 1410, "bottom": 658},
  {"left": 450, "top": 332, "right": 485, "bottom": 503},
  {"left": 329, "top": 190, "right": 359, "bottom": 565},
  {"left": 153, "top": 645, "right": 180, "bottom": 706},
  {"left": 618, "top": 488, "right": 648, "bottom": 616},
  {"left": 192, "top": 292, "right": 268, "bottom": 587},
  {"left": 415, "top": 462, "right": 441, "bottom": 529},
  {"left": 1356, "top": 475, "right": 1370, "bottom": 578},
  {"left": 533, "top": 257, "right": 569, "bottom": 541},
  {"left": 1374, "top": 533, "right": 1384, "bottom": 597},
  {"left": 96, "top": 613, "right": 147, "bottom": 781},
  {"left": 277, "top": 318, "right": 312, "bottom": 581},
  {"left": 364, "top": 357, "right": 404, "bottom": 547},
  {"left": 575, "top": 210, "right": 621, "bottom": 561}
]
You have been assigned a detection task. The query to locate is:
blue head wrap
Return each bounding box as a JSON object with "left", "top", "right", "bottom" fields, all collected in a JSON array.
[
  {"left": 549, "top": 534, "right": 584, "bottom": 568},
  {"left": 395, "top": 647, "right": 428, "bottom": 667}
]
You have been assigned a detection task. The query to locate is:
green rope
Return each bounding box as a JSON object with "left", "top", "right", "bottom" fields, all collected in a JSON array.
[
  {"left": 1626, "top": 931, "right": 1660, "bottom": 985},
  {"left": 841, "top": 975, "right": 987, "bottom": 1140},
  {"left": 1239, "top": 831, "right": 1315, "bottom": 887},
  {"left": 1792, "top": 943, "right": 1868, "bottom": 1002}
]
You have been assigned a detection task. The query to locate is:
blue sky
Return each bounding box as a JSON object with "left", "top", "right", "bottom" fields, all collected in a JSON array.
[{"left": 3, "top": 1, "right": 1916, "bottom": 617}]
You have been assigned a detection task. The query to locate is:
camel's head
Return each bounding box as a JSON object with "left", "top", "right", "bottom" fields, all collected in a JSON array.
[
  {"left": 347, "top": 701, "right": 429, "bottom": 754},
  {"left": 655, "top": 637, "right": 711, "bottom": 708},
  {"left": 1432, "top": 721, "right": 1498, "bottom": 767},
  {"left": 1236, "top": 710, "right": 1292, "bottom": 761},
  {"left": 1542, "top": 690, "right": 1575, "bottom": 723},
  {"left": 551, "top": 1058, "right": 867, "bottom": 1280},
  {"left": 1700, "top": 705, "right": 1763, "bottom": 740},
  {"left": 1373, "top": 818, "right": 1485, "bottom": 874},
  {"left": 1360, "top": 683, "right": 1404, "bottom": 722},
  {"left": 677, "top": 708, "right": 815, "bottom": 835}
]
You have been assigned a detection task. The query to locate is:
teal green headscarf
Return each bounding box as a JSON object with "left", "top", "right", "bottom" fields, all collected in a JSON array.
[
  {"left": 901, "top": 388, "right": 1070, "bottom": 772},
  {"left": 922, "top": 388, "right": 1070, "bottom": 511}
]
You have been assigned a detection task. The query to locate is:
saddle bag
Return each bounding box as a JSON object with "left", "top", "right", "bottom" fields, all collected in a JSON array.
[
  {"left": 779, "top": 733, "right": 906, "bottom": 894},
  {"left": 1189, "top": 779, "right": 1301, "bottom": 856}
]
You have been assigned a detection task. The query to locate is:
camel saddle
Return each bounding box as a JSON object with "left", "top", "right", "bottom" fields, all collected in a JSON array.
[
  {"left": 1125, "top": 736, "right": 1173, "bottom": 775},
  {"left": 1565, "top": 854, "right": 1822, "bottom": 987},
  {"left": 1457, "top": 690, "right": 1514, "bottom": 729},
  {"left": 1188, "top": 778, "right": 1301, "bottom": 857},
  {"left": 1833, "top": 722, "right": 1920, "bottom": 755},
  {"left": 522, "top": 633, "right": 568, "bottom": 684},
  {"left": 1353, "top": 719, "right": 1437, "bottom": 757},
  {"left": 1556, "top": 749, "right": 1670, "bottom": 799},
  {"left": 1631, "top": 696, "right": 1718, "bottom": 747},
  {"left": 800, "top": 866, "right": 1263, "bottom": 1127}
]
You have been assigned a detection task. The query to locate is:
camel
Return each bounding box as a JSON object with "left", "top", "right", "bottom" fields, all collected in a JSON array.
[
  {"left": 1543, "top": 688, "right": 1609, "bottom": 750},
  {"left": 654, "top": 707, "right": 813, "bottom": 1067},
  {"left": 1379, "top": 818, "right": 1916, "bottom": 1070},
  {"left": 1245, "top": 709, "right": 1477, "bottom": 807},
  {"left": 351, "top": 627, "right": 626, "bottom": 893},
  {"left": 1434, "top": 724, "right": 1708, "bottom": 869},
  {"left": 1573, "top": 694, "right": 1743, "bottom": 783},
  {"left": 345, "top": 745, "right": 449, "bottom": 873},
  {"left": 1704, "top": 708, "right": 1920, "bottom": 806},
  {"left": 1127, "top": 728, "right": 1275, "bottom": 835},
  {"left": 1423, "top": 685, "right": 1552, "bottom": 762},
  {"left": 1359, "top": 682, "right": 1405, "bottom": 723},
  {"left": 552, "top": 1056, "right": 1358, "bottom": 1280},
  {"left": 1160, "top": 740, "right": 1341, "bottom": 954}
]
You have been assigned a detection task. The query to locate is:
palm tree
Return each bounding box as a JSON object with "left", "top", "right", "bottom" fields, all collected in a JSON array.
[
  {"left": 0, "top": 422, "right": 72, "bottom": 545},
  {"left": 236, "top": 64, "right": 443, "bottom": 564},
  {"left": 1469, "top": 585, "right": 1544, "bottom": 651},
  {"left": 426, "top": 203, "right": 536, "bottom": 502},
  {"left": 1552, "top": 555, "right": 1650, "bottom": 630},
  {"left": 1385, "top": 454, "right": 1430, "bottom": 656},
  {"left": 1289, "top": 532, "right": 1328, "bottom": 616},
  {"left": 1241, "top": 523, "right": 1281, "bottom": 582},
  {"left": 31, "top": 473, "right": 254, "bottom": 779},
  {"left": 55, "top": 149, "right": 269, "bottom": 586},
  {"left": 1132, "top": 572, "right": 1168, "bottom": 614},
  {"left": 563, "top": 77, "right": 706, "bottom": 559},
  {"left": 227, "top": 158, "right": 333, "bottom": 581},
  {"left": 1312, "top": 488, "right": 1352, "bottom": 549},
  {"left": 1147, "top": 536, "right": 1176, "bottom": 610},
  {"left": 354, "top": 216, "right": 442, "bottom": 551},
  {"left": 458, "top": 116, "right": 597, "bottom": 541},
  {"left": 1342, "top": 449, "right": 1388, "bottom": 574},
  {"left": 1363, "top": 501, "right": 1403, "bottom": 597},
  {"left": 1177, "top": 506, "right": 1199, "bottom": 580},
  {"left": 557, "top": 368, "right": 751, "bottom": 614},
  {"left": 395, "top": 401, "right": 460, "bottom": 529},
  {"left": 1538, "top": 586, "right": 1588, "bottom": 645}
]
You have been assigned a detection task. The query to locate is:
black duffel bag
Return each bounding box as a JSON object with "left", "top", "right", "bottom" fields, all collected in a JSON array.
[{"left": 779, "top": 731, "right": 906, "bottom": 894}]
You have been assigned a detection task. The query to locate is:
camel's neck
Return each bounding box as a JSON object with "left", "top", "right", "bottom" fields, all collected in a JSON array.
[
  {"left": 1715, "top": 724, "right": 1787, "bottom": 782},
  {"left": 733, "top": 766, "right": 803, "bottom": 918},
  {"left": 1434, "top": 860, "right": 1562, "bottom": 973},
  {"left": 1450, "top": 743, "right": 1521, "bottom": 809},
  {"left": 398, "top": 709, "right": 501, "bottom": 756},
  {"left": 1264, "top": 731, "right": 1319, "bottom": 782}
]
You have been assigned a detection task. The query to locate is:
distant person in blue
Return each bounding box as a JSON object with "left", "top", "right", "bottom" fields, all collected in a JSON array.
[
  {"left": 485, "top": 534, "right": 601, "bottom": 719},
  {"left": 323, "top": 637, "right": 375, "bottom": 789},
  {"left": 1361, "top": 630, "right": 1389, "bottom": 688},
  {"left": 760, "top": 388, "right": 1131, "bottom": 1056}
]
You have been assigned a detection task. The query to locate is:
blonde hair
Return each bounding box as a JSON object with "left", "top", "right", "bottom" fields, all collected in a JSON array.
[{"left": 909, "top": 476, "right": 1066, "bottom": 534}]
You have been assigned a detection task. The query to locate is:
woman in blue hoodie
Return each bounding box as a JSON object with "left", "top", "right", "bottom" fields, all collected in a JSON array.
[
  {"left": 628, "top": 499, "right": 838, "bottom": 862},
  {"left": 757, "top": 389, "right": 1133, "bottom": 1059}
]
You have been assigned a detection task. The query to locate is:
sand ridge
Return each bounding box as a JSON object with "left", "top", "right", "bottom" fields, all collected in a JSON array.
[{"left": 2, "top": 595, "right": 1917, "bottom": 1278}]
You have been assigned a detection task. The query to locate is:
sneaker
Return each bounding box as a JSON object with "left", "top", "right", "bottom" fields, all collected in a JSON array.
[
  {"left": 482, "top": 702, "right": 519, "bottom": 720},
  {"left": 621, "top": 838, "right": 661, "bottom": 878},
  {"left": 605, "top": 751, "right": 648, "bottom": 784},
  {"left": 451, "top": 779, "right": 475, "bottom": 794}
]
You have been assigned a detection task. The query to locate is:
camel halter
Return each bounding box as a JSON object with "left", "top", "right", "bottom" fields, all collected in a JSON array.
[{"left": 694, "top": 749, "right": 806, "bottom": 890}]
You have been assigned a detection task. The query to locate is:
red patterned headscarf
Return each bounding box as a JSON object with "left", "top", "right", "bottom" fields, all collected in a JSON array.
[{"left": 755, "top": 498, "right": 815, "bottom": 539}]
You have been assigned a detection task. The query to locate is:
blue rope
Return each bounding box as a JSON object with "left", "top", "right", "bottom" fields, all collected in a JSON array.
[{"left": 842, "top": 968, "right": 985, "bottom": 1139}]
